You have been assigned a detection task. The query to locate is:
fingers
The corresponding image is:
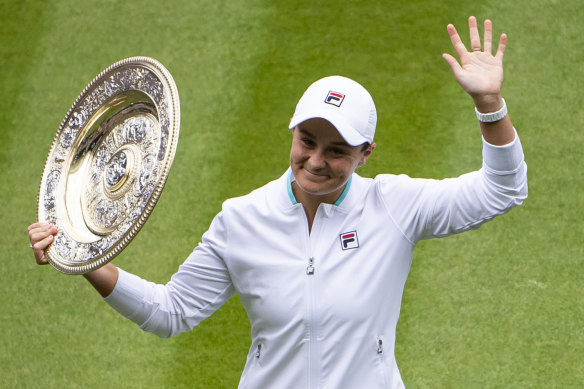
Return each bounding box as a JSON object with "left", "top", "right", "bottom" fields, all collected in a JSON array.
[
  {"left": 496, "top": 33, "right": 508, "bottom": 60},
  {"left": 448, "top": 17, "right": 505, "bottom": 58},
  {"left": 32, "top": 236, "right": 54, "bottom": 264},
  {"left": 446, "top": 23, "right": 468, "bottom": 60},
  {"left": 483, "top": 19, "right": 493, "bottom": 54},
  {"left": 28, "top": 222, "right": 48, "bottom": 232},
  {"left": 29, "top": 222, "right": 58, "bottom": 244},
  {"left": 468, "top": 16, "right": 481, "bottom": 51},
  {"left": 28, "top": 222, "right": 58, "bottom": 265}
]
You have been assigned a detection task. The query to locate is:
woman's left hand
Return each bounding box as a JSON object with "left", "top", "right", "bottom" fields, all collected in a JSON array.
[{"left": 443, "top": 16, "right": 506, "bottom": 108}]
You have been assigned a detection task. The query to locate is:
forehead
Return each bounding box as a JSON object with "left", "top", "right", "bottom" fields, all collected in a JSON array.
[{"left": 296, "top": 118, "right": 348, "bottom": 145}]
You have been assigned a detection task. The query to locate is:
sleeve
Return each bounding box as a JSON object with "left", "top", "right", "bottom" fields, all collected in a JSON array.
[
  {"left": 379, "top": 129, "right": 528, "bottom": 243},
  {"left": 104, "top": 211, "right": 235, "bottom": 338}
]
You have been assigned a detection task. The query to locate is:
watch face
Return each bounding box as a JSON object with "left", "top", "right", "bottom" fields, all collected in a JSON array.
[{"left": 37, "top": 57, "right": 180, "bottom": 274}]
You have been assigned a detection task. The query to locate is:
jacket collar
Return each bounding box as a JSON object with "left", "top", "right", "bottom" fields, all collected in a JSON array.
[{"left": 284, "top": 168, "right": 361, "bottom": 211}]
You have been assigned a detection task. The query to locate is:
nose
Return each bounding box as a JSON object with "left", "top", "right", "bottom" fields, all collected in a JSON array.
[{"left": 306, "top": 148, "right": 327, "bottom": 170}]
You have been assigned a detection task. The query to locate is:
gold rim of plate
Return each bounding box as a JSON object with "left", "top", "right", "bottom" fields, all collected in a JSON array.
[{"left": 37, "top": 56, "right": 180, "bottom": 274}]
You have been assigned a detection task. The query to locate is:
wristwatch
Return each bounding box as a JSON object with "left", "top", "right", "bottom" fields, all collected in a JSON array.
[{"left": 475, "top": 98, "right": 507, "bottom": 123}]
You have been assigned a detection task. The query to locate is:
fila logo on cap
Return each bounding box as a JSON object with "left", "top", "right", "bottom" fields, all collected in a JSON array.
[
  {"left": 340, "top": 231, "right": 359, "bottom": 250},
  {"left": 325, "top": 91, "right": 345, "bottom": 107}
]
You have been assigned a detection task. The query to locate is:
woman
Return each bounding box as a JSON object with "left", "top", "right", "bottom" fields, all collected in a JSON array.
[{"left": 29, "top": 17, "right": 527, "bottom": 389}]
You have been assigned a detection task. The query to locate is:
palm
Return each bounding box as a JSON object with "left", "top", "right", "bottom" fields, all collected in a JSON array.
[{"left": 443, "top": 17, "right": 507, "bottom": 98}]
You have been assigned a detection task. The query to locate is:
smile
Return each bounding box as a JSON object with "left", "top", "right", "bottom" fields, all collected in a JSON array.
[{"left": 304, "top": 169, "right": 329, "bottom": 179}]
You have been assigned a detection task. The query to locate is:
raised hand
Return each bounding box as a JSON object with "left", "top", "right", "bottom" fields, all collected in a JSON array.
[{"left": 443, "top": 16, "right": 507, "bottom": 108}]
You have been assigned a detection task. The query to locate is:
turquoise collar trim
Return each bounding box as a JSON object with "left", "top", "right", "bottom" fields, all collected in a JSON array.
[
  {"left": 287, "top": 170, "right": 298, "bottom": 205},
  {"left": 334, "top": 176, "right": 352, "bottom": 206},
  {"left": 287, "top": 170, "right": 352, "bottom": 207}
]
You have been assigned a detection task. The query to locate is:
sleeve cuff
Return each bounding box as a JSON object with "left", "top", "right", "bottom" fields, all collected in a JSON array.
[
  {"left": 103, "top": 268, "right": 150, "bottom": 322},
  {"left": 482, "top": 128, "right": 525, "bottom": 173}
]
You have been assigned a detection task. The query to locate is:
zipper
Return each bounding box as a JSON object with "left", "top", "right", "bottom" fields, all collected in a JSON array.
[
  {"left": 296, "top": 202, "right": 326, "bottom": 387},
  {"left": 376, "top": 336, "right": 388, "bottom": 386},
  {"left": 306, "top": 257, "right": 315, "bottom": 275},
  {"left": 255, "top": 344, "right": 261, "bottom": 359},
  {"left": 307, "top": 261, "right": 317, "bottom": 388},
  {"left": 306, "top": 206, "right": 326, "bottom": 388}
]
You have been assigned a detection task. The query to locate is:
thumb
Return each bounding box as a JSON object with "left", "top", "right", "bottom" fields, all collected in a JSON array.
[{"left": 442, "top": 53, "right": 462, "bottom": 76}]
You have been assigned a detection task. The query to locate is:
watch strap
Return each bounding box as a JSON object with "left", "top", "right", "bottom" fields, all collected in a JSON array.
[{"left": 475, "top": 98, "right": 507, "bottom": 123}]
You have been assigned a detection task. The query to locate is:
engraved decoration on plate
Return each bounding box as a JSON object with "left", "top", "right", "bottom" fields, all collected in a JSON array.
[{"left": 37, "top": 57, "right": 180, "bottom": 274}]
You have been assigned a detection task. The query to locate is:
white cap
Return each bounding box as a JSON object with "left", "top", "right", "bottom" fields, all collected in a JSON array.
[{"left": 288, "top": 75, "right": 377, "bottom": 146}]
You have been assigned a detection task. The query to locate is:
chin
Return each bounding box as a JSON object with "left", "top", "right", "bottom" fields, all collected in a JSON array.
[{"left": 296, "top": 179, "right": 341, "bottom": 198}]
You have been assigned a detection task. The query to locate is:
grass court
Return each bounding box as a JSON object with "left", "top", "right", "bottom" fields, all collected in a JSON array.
[{"left": 1, "top": 0, "right": 582, "bottom": 387}]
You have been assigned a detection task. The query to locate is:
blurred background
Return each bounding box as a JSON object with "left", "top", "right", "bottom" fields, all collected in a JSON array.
[{"left": 1, "top": 0, "right": 582, "bottom": 387}]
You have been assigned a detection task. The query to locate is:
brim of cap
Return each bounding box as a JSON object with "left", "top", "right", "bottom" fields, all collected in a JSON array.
[{"left": 288, "top": 113, "right": 369, "bottom": 146}]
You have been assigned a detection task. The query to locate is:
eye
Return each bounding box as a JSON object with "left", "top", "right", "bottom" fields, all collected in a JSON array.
[
  {"left": 330, "top": 147, "right": 348, "bottom": 156},
  {"left": 301, "top": 138, "right": 316, "bottom": 147}
]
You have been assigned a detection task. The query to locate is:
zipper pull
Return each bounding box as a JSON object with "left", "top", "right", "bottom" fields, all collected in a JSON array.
[
  {"left": 377, "top": 338, "right": 383, "bottom": 354},
  {"left": 256, "top": 344, "right": 261, "bottom": 359},
  {"left": 306, "top": 257, "right": 315, "bottom": 275}
]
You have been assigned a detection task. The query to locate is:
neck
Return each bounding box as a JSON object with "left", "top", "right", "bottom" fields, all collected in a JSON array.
[{"left": 291, "top": 182, "right": 345, "bottom": 232}]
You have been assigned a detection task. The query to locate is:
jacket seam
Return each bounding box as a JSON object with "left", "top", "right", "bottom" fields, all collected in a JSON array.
[{"left": 375, "top": 181, "right": 416, "bottom": 247}]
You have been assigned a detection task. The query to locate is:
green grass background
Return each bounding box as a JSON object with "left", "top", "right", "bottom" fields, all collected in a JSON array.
[{"left": 1, "top": 0, "right": 582, "bottom": 387}]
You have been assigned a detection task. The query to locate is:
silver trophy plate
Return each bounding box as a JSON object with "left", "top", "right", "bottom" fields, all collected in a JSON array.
[{"left": 37, "top": 57, "right": 180, "bottom": 274}]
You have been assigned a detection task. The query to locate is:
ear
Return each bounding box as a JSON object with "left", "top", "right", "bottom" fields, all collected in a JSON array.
[{"left": 358, "top": 142, "right": 376, "bottom": 167}]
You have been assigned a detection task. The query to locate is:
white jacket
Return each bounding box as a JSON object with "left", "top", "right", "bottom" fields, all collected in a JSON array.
[{"left": 105, "top": 133, "right": 527, "bottom": 388}]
